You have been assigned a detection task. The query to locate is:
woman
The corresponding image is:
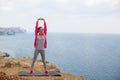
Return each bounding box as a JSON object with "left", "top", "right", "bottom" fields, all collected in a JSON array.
[{"left": 29, "top": 18, "right": 48, "bottom": 75}]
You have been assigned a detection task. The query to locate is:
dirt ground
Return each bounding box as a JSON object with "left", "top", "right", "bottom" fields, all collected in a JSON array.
[{"left": 0, "top": 57, "right": 86, "bottom": 80}]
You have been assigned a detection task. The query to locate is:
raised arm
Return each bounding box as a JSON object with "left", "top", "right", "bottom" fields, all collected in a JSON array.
[
  {"left": 35, "top": 20, "right": 39, "bottom": 36},
  {"left": 43, "top": 19, "right": 47, "bottom": 36},
  {"left": 35, "top": 18, "right": 47, "bottom": 36},
  {"left": 34, "top": 18, "right": 47, "bottom": 48}
]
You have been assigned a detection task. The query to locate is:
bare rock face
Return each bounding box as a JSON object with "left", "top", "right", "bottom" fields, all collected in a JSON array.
[
  {"left": 0, "top": 72, "right": 26, "bottom": 80},
  {"left": 2, "top": 60, "right": 21, "bottom": 68},
  {"left": 0, "top": 57, "right": 86, "bottom": 80},
  {"left": 1, "top": 57, "right": 61, "bottom": 72},
  {"left": 47, "top": 64, "right": 61, "bottom": 73},
  {"left": 0, "top": 51, "right": 10, "bottom": 58}
]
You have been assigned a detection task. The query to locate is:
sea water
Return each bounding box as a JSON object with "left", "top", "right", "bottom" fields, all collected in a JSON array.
[{"left": 0, "top": 32, "right": 120, "bottom": 80}]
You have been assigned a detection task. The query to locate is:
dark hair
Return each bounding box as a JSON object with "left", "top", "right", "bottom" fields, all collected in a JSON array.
[{"left": 38, "top": 26, "right": 42, "bottom": 31}]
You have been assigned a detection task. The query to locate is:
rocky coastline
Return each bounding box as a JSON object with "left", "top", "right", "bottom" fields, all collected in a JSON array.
[
  {"left": 0, "top": 51, "right": 86, "bottom": 80},
  {"left": 0, "top": 27, "right": 26, "bottom": 35}
]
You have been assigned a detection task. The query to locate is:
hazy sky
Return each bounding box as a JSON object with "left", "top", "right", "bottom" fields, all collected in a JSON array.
[{"left": 0, "top": 0, "right": 120, "bottom": 33}]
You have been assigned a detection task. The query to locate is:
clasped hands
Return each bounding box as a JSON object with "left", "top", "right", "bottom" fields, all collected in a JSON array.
[{"left": 37, "top": 18, "right": 45, "bottom": 21}]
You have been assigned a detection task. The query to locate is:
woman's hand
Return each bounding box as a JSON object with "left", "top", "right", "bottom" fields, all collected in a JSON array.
[
  {"left": 37, "top": 18, "right": 42, "bottom": 21},
  {"left": 37, "top": 18, "right": 45, "bottom": 21}
]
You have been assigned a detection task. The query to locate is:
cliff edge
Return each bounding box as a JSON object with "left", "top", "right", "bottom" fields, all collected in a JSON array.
[{"left": 0, "top": 52, "right": 86, "bottom": 80}]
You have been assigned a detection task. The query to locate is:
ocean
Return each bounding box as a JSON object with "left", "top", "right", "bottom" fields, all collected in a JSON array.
[{"left": 0, "top": 32, "right": 120, "bottom": 80}]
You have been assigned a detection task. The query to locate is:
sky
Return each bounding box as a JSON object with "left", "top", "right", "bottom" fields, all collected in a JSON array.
[{"left": 0, "top": 0, "right": 120, "bottom": 33}]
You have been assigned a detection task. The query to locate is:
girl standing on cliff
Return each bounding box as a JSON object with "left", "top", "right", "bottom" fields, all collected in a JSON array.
[{"left": 29, "top": 18, "right": 48, "bottom": 75}]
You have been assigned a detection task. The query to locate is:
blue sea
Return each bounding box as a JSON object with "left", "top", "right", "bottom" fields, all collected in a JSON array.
[{"left": 0, "top": 32, "right": 120, "bottom": 80}]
